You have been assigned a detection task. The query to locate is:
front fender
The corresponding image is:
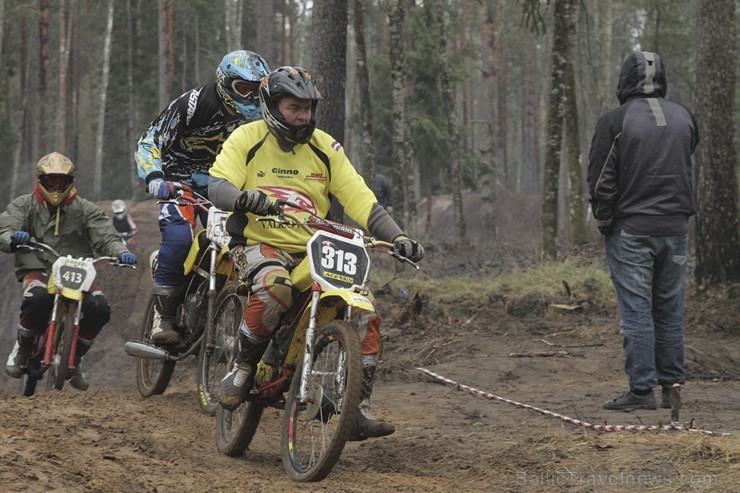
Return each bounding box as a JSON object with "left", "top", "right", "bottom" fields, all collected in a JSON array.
[
  {"left": 283, "top": 290, "right": 375, "bottom": 367},
  {"left": 183, "top": 230, "right": 208, "bottom": 276}
]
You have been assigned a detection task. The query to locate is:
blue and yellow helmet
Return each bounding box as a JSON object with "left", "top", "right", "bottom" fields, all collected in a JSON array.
[{"left": 216, "top": 50, "right": 271, "bottom": 121}]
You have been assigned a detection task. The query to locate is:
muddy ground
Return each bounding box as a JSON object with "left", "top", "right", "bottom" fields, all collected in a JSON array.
[{"left": 0, "top": 199, "right": 738, "bottom": 493}]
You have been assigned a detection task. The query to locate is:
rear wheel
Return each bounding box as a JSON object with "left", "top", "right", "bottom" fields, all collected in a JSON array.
[
  {"left": 135, "top": 296, "right": 176, "bottom": 397},
  {"left": 198, "top": 283, "right": 244, "bottom": 415},
  {"left": 214, "top": 288, "right": 264, "bottom": 456},
  {"left": 281, "top": 320, "right": 362, "bottom": 482},
  {"left": 47, "top": 311, "right": 75, "bottom": 391}
]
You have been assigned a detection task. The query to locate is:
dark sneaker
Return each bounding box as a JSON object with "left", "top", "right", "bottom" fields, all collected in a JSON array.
[
  {"left": 603, "top": 390, "right": 657, "bottom": 410},
  {"left": 69, "top": 366, "right": 89, "bottom": 391},
  {"left": 218, "top": 363, "right": 255, "bottom": 411},
  {"left": 349, "top": 403, "right": 395, "bottom": 441},
  {"left": 5, "top": 341, "right": 30, "bottom": 379}
]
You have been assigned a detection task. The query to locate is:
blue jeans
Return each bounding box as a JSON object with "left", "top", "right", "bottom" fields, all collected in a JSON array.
[
  {"left": 155, "top": 188, "right": 209, "bottom": 286},
  {"left": 605, "top": 230, "right": 688, "bottom": 393}
]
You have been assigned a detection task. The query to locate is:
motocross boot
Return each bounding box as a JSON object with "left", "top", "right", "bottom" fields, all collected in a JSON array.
[
  {"left": 150, "top": 285, "right": 180, "bottom": 345},
  {"left": 219, "top": 331, "right": 269, "bottom": 411},
  {"left": 69, "top": 339, "right": 91, "bottom": 391},
  {"left": 349, "top": 364, "right": 396, "bottom": 441},
  {"left": 5, "top": 328, "right": 35, "bottom": 378}
]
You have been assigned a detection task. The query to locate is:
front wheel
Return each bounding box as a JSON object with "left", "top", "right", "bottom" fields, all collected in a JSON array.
[
  {"left": 198, "top": 283, "right": 244, "bottom": 415},
  {"left": 135, "top": 296, "right": 176, "bottom": 397},
  {"left": 281, "top": 320, "right": 363, "bottom": 482},
  {"left": 46, "top": 311, "right": 75, "bottom": 391}
]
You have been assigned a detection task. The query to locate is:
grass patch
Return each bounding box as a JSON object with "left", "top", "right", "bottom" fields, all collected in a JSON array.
[{"left": 372, "top": 257, "right": 614, "bottom": 305}]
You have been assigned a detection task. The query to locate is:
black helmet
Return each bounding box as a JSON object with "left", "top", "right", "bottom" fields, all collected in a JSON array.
[{"left": 259, "top": 66, "right": 323, "bottom": 145}]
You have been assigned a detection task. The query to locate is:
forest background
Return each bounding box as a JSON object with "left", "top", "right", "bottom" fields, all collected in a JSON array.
[{"left": 0, "top": 0, "right": 738, "bottom": 285}]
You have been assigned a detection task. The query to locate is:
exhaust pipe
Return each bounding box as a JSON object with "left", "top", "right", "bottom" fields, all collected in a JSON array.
[{"left": 124, "top": 341, "right": 171, "bottom": 360}]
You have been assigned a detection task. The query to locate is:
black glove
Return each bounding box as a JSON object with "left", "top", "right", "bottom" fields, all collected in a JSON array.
[
  {"left": 10, "top": 231, "right": 30, "bottom": 251},
  {"left": 393, "top": 236, "right": 424, "bottom": 262},
  {"left": 234, "top": 190, "right": 277, "bottom": 216}
]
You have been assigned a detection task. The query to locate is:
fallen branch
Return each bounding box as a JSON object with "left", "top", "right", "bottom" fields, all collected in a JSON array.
[{"left": 508, "top": 350, "right": 570, "bottom": 358}]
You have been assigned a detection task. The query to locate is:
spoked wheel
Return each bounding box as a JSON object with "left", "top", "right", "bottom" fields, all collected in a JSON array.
[
  {"left": 216, "top": 401, "right": 265, "bottom": 457},
  {"left": 135, "top": 296, "right": 176, "bottom": 397},
  {"left": 198, "top": 283, "right": 244, "bottom": 415},
  {"left": 46, "top": 312, "right": 75, "bottom": 391},
  {"left": 214, "top": 289, "right": 264, "bottom": 456},
  {"left": 281, "top": 320, "right": 362, "bottom": 482}
]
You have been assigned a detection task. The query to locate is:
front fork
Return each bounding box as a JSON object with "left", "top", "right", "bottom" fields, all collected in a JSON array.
[
  {"left": 297, "top": 288, "right": 352, "bottom": 406},
  {"left": 42, "top": 294, "right": 81, "bottom": 372},
  {"left": 203, "top": 245, "right": 218, "bottom": 355}
]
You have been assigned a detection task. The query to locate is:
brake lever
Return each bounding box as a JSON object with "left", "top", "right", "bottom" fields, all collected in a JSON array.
[{"left": 388, "top": 250, "right": 420, "bottom": 269}]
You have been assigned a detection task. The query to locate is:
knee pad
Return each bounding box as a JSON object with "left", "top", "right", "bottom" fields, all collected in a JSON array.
[
  {"left": 79, "top": 294, "right": 111, "bottom": 340},
  {"left": 20, "top": 285, "right": 53, "bottom": 334}
]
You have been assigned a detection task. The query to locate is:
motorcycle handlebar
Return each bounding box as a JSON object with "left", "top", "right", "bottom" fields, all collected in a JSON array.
[
  {"left": 19, "top": 241, "right": 136, "bottom": 269},
  {"left": 258, "top": 204, "right": 419, "bottom": 269}
]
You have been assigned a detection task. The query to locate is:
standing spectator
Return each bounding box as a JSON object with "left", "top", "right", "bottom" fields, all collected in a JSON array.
[
  {"left": 134, "top": 50, "right": 270, "bottom": 345},
  {"left": 587, "top": 51, "right": 699, "bottom": 410},
  {"left": 371, "top": 173, "right": 394, "bottom": 215}
]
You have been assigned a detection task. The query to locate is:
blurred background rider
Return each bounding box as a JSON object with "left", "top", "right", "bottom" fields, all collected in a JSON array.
[{"left": 111, "top": 199, "right": 138, "bottom": 246}]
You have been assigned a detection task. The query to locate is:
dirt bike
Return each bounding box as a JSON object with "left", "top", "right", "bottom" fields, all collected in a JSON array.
[
  {"left": 15, "top": 240, "right": 134, "bottom": 397},
  {"left": 124, "top": 189, "right": 241, "bottom": 415},
  {"left": 118, "top": 230, "right": 137, "bottom": 248},
  {"left": 214, "top": 201, "right": 418, "bottom": 482}
]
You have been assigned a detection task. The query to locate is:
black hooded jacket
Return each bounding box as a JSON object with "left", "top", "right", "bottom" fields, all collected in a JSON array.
[{"left": 587, "top": 51, "right": 699, "bottom": 235}]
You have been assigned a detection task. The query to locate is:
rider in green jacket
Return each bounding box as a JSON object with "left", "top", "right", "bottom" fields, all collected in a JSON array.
[{"left": 0, "top": 152, "right": 137, "bottom": 390}]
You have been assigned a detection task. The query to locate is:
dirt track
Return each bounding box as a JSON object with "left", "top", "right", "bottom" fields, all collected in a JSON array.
[{"left": 0, "top": 200, "right": 738, "bottom": 492}]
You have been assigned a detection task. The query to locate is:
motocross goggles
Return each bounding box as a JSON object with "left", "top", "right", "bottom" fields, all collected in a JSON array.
[
  {"left": 231, "top": 79, "right": 261, "bottom": 101},
  {"left": 40, "top": 174, "right": 74, "bottom": 192}
]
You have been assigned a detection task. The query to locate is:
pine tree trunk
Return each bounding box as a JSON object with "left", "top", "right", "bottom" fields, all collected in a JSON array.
[
  {"left": 388, "top": 0, "right": 407, "bottom": 229},
  {"left": 541, "top": 0, "right": 570, "bottom": 259},
  {"left": 437, "top": 0, "right": 466, "bottom": 245},
  {"left": 694, "top": 0, "right": 740, "bottom": 285},
  {"left": 93, "top": 0, "right": 114, "bottom": 201},
  {"left": 126, "top": 0, "right": 139, "bottom": 201},
  {"left": 354, "top": 0, "right": 375, "bottom": 180},
  {"left": 313, "top": 0, "right": 347, "bottom": 222},
  {"left": 255, "top": 0, "right": 274, "bottom": 62},
  {"left": 563, "top": 0, "right": 586, "bottom": 245},
  {"left": 37, "top": 0, "right": 50, "bottom": 155},
  {"left": 56, "top": 0, "right": 71, "bottom": 153}
]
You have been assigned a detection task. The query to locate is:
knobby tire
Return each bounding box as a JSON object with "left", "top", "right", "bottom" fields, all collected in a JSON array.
[
  {"left": 135, "top": 296, "right": 175, "bottom": 397},
  {"left": 280, "top": 320, "right": 363, "bottom": 482},
  {"left": 198, "top": 283, "right": 244, "bottom": 416},
  {"left": 214, "top": 288, "right": 263, "bottom": 456},
  {"left": 47, "top": 311, "right": 75, "bottom": 391}
]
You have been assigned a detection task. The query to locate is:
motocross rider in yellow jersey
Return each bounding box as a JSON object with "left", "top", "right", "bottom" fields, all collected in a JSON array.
[{"left": 208, "top": 66, "right": 424, "bottom": 440}]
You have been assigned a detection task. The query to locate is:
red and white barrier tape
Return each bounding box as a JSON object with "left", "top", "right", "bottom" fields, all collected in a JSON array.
[{"left": 417, "top": 368, "right": 731, "bottom": 436}]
